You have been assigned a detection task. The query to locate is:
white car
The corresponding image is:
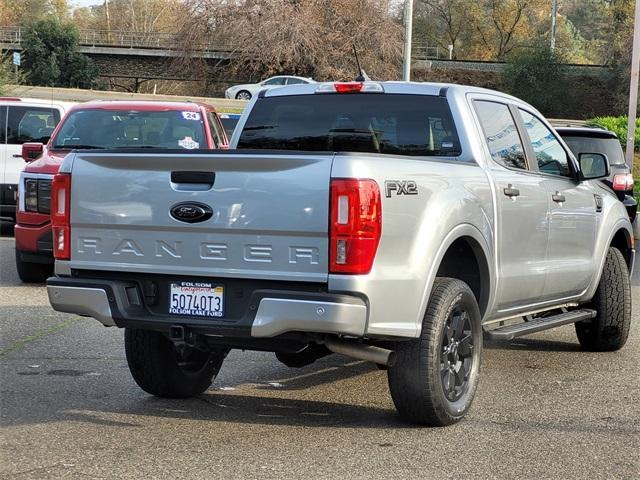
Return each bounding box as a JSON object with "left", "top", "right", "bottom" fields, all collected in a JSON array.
[
  {"left": 0, "top": 97, "right": 73, "bottom": 224},
  {"left": 224, "top": 76, "right": 315, "bottom": 100}
]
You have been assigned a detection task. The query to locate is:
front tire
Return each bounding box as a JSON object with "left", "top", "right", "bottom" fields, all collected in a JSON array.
[
  {"left": 15, "top": 248, "right": 52, "bottom": 283},
  {"left": 388, "top": 278, "right": 482, "bottom": 426},
  {"left": 125, "top": 328, "right": 227, "bottom": 398},
  {"left": 575, "top": 247, "right": 631, "bottom": 351},
  {"left": 235, "top": 90, "right": 252, "bottom": 100}
]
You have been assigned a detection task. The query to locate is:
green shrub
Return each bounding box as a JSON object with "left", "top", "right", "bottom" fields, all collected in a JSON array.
[
  {"left": 22, "top": 18, "right": 98, "bottom": 88},
  {"left": 588, "top": 116, "right": 640, "bottom": 151},
  {"left": 504, "top": 44, "right": 572, "bottom": 117}
]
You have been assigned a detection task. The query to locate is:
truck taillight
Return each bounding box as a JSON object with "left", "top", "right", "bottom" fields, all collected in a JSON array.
[
  {"left": 51, "top": 173, "right": 71, "bottom": 260},
  {"left": 612, "top": 173, "right": 634, "bottom": 191},
  {"left": 330, "top": 179, "right": 381, "bottom": 274}
]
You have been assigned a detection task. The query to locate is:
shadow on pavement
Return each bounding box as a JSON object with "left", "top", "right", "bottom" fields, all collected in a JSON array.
[
  {"left": 58, "top": 393, "right": 408, "bottom": 430},
  {"left": 484, "top": 337, "right": 583, "bottom": 352}
]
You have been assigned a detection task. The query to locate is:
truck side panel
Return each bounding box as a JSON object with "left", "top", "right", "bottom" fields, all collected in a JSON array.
[{"left": 328, "top": 154, "right": 494, "bottom": 338}]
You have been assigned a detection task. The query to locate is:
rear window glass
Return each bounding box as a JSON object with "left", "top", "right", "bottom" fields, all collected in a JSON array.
[
  {"left": 559, "top": 135, "right": 625, "bottom": 165},
  {"left": 51, "top": 109, "right": 206, "bottom": 150},
  {"left": 237, "top": 93, "right": 461, "bottom": 156}
]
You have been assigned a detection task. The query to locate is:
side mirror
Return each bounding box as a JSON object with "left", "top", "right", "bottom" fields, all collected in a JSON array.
[
  {"left": 578, "top": 152, "right": 609, "bottom": 180},
  {"left": 22, "top": 143, "right": 44, "bottom": 162}
]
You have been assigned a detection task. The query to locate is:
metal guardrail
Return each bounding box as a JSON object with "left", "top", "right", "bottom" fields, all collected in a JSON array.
[
  {"left": 412, "top": 44, "right": 442, "bottom": 60},
  {"left": 0, "top": 26, "right": 232, "bottom": 53}
]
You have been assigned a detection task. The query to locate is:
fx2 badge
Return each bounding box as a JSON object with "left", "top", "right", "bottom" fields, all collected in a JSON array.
[{"left": 385, "top": 180, "right": 418, "bottom": 198}]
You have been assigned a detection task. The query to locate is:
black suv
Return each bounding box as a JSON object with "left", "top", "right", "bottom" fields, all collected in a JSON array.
[{"left": 553, "top": 123, "right": 636, "bottom": 222}]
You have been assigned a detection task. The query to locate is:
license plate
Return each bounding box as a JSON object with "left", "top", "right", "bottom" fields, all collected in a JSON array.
[{"left": 168, "top": 282, "right": 224, "bottom": 318}]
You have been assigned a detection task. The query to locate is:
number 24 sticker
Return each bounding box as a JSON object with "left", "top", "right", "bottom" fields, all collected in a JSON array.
[{"left": 182, "top": 111, "right": 201, "bottom": 121}]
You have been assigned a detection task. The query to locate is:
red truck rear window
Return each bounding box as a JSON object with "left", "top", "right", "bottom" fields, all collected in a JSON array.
[{"left": 51, "top": 109, "right": 206, "bottom": 150}]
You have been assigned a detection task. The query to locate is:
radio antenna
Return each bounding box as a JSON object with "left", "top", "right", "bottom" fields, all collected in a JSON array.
[{"left": 353, "top": 44, "right": 366, "bottom": 82}]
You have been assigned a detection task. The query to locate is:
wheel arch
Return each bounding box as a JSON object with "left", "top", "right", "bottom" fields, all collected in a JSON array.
[
  {"left": 418, "top": 224, "right": 494, "bottom": 327},
  {"left": 609, "top": 227, "right": 634, "bottom": 270},
  {"left": 584, "top": 221, "right": 635, "bottom": 302}
]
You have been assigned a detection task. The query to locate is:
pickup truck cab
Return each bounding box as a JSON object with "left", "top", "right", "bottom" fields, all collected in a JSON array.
[
  {"left": 1, "top": 97, "right": 70, "bottom": 225},
  {"left": 47, "top": 82, "right": 633, "bottom": 426},
  {"left": 16, "top": 100, "right": 228, "bottom": 283}
]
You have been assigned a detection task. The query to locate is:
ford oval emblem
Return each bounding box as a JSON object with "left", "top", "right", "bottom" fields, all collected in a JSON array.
[{"left": 169, "top": 202, "right": 213, "bottom": 223}]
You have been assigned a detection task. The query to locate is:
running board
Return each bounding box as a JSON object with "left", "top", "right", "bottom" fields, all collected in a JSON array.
[{"left": 484, "top": 309, "right": 597, "bottom": 341}]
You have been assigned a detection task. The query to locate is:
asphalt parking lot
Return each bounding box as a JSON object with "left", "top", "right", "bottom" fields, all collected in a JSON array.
[{"left": 1, "top": 234, "right": 639, "bottom": 479}]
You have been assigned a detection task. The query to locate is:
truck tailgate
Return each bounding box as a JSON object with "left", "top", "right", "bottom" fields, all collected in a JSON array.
[{"left": 67, "top": 151, "right": 332, "bottom": 282}]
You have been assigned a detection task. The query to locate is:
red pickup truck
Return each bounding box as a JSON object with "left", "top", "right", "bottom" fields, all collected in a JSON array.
[{"left": 15, "top": 100, "right": 229, "bottom": 282}]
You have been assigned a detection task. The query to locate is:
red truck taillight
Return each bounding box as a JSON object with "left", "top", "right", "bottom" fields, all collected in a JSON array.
[
  {"left": 51, "top": 173, "right": 71, "bottom": 260},
  {"left": 612, "top": 173, "right": 634, "bottom": 191},
  {"left": 330, "top": 179, "right": 381, "bottom": 274}
]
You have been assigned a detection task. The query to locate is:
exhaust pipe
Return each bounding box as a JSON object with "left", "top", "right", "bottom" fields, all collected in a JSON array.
[{"left": 325, "top": 339, "right": 396, "bottom": 367}]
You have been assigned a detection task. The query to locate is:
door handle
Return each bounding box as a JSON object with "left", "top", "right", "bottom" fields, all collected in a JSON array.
[
  {"left": 503, "top": 184, "right": 520, "bottom": 197},
  {"left": 552, "top": 192, "right": 566, "bottom": 203},
  {"left": 12, "top": 154, "right": 22, "bottom": 158}
]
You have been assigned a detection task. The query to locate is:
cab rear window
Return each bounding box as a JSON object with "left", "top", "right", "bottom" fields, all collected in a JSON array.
[
  {"left": 237, "top": 94, "right": 461, "bottom": 156},
  {"left": 51, "top": 109, "right": 206, "bottom": 150}
]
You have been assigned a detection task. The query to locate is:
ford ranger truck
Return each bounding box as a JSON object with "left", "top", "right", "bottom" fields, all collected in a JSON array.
[
  {"left": 46, "top": 82, "right": 634, "bottom": 426},
  {"left": 16, "top": 100, "right": 229, "bottom": 283}
]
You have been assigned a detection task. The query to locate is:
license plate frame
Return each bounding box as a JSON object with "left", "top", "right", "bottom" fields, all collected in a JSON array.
[{"left": 168, "top": 281, "right": 224, "bottom": 318}]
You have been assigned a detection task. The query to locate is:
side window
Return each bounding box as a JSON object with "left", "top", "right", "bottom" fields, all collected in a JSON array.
[
  {"left": 0, "top": 106, "right": 6, "bottom": 144},
  {"left": 286, "top": 78, "right": 308, "bottom": 85},
  {"left": 519, "top": 110, "right": 572, "bottom": 178},
  {"left": 474, "top": 100, "right": 527, "bottom": 170},
  {"left": 7, "top": 106, "right": 60, "bottom": 144},
  {"left": 206, "top": 111, "right": 225, "bottom": 147},
  {"left": 263, "top": 77, "right": 285, "bottom": 86}
]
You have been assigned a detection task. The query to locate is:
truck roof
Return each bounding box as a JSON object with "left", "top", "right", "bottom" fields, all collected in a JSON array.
[
  {"left": 260, "top": 81, "right": 529, "bottom": 105},
  {"left": 65, "top": 100, "right": 211, "bottom": 113}
]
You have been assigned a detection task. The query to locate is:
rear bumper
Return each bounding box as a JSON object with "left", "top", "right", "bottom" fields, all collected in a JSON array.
[
  {"left": 46, "top": 276, "right": 368, "bottom": 339},
  {"left": 622, "top": 194, "right": 637, "bottom": 223}
]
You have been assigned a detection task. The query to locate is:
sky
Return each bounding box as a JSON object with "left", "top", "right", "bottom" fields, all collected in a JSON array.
[{"left": 71, "top": 0, "right": 102, "bottom": 7}]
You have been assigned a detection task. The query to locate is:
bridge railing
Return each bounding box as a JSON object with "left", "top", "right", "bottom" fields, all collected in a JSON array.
[
  {"left": 0, "top": 26, "right": 232, "bottom": 52},
  {"left": 412, "top": 44, "right": 443, "bottom": 60},
  {"left": 0, "top": 26, "right": 21, "bottom": 45}
]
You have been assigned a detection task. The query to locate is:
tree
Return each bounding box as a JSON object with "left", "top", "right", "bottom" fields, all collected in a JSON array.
[
  {"left": 474, "top": 0, "right": 546, "bottom": 60},
  {"left": 414, "top": 0, "right": 480, "bottom": 59},
  {"left": 89, "top": 0, "right": 188, "bottom": 32},
  {"left": 0, "top": 0, "right": 70, "bottom": 26},
  {"left": 177, "top": 0, "right": 402, "bottom": 82},
  {"left": 22, "top": 18, "right": 98, "bottom": 88},
  {"left": 503, "top": 44, "right": 571, "bottom": 117}
]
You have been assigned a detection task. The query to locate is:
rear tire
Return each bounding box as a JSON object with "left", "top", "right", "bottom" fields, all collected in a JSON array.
[
  {"left": 15, "top": 248, "right": 52, "bottom": 283},
  {"left": 575, "top": 247, "right": 631, "bottom": 351},
  {"left": 388, "top": 278, "right": 482, "bottom": 426},
  {"left": 124, "top": 328, "right": 227, "bottom": 398},
  {"left": 235, "top": 90, "right": 252, "bottom": 100}
]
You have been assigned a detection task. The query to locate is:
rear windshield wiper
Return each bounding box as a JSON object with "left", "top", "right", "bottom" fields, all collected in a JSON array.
[
  {"left": 52, "top": 144, "right": 104, "bottom": 150},
  {"left": 242, "top": 125, "right": 276, "bottom": 131}
]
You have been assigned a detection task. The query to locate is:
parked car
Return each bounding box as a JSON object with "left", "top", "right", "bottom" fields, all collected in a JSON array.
[
  {"left": 15, "top": 100, "right": 229, "bottom": 283},
  {"left": 47, "top": 82, "right": 632, "bottom": 426},
  {"left": 219, "top": 113, "right": 242, "bottom": 137},
  {"left": 1, "top": 98, "right": 71, "bottom": 226},
  {"left": 224, "top": 76, "right": 316, "bottom": 100},
  {"left": 553, "top": 122, "right": 636, "bottom": 222}
]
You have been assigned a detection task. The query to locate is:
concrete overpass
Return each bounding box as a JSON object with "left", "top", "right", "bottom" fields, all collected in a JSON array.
[{"left": 0, "top": 26, "right": 233, "bottom": 60}]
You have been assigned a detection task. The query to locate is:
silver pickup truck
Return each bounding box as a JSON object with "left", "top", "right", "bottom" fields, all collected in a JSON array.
[{"left": 46, "top": 82, "right": 633, "bottom": 426}]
